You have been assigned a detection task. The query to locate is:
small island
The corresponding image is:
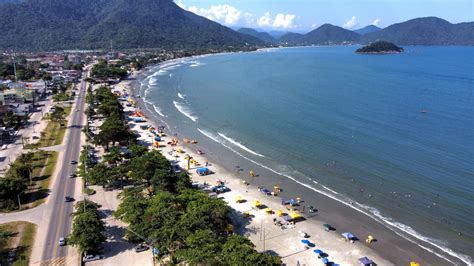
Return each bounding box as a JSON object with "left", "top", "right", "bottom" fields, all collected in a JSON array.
[{"left": 356, "top": 41, "right": 404, "bottom": 54}]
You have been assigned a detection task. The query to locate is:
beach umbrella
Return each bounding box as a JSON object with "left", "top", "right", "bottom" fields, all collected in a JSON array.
[
  {"left": 289, "top": 212, "right": 302, "bottom": 219},
  {"left": 313, "top": 249, "right": 323, "bottom": 254},
  {"left": 301, "top": 239, "right": 311, "bottom": 245},
  {"left": 410, "top": 262, "right": 420, "bottom": 266},
  {"left": 323, "top": 224, "right": 332, "bottom": 231},
  {"left": 322, "top": 258, "right": 329, "bottom": 264},
  {"left": 341, "top": 232, "right": 354, "bottom": 240},
  {"left": 277, "top": 210, "right": 284, "bottom": 216},
  {"left": 265, "top": 208, "right": 272, "bottom": 214},
  {"left": 235, "top": 195, "right": 242, "bottom": 203}
]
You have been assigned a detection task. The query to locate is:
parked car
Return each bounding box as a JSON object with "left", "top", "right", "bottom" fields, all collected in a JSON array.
[
  {"left": 65, "top": 196, "right": 74, "bottom": 202},
  {"left": 83, "top": 254, "right": 105, "bottom": 262},
  {"left": 71, "top": 160, "right": 78, "bottom": 164},
  {"left": 134, "top": 243, "right": 150, "bottom": 253},
  {"left": 69, "top": 174, "right": 76, "bottom": 178},
  {"left": 59, "top": 237, "right": 66, "bottom": 246}
]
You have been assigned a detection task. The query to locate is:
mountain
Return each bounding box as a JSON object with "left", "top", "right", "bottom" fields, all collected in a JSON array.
[
  {"left": 363, "top": 17, "right": 474, "bottom": 45},
  {"left": 0, "top": 0, "right": 262, "bottom": 51},
  {"left": 298, "top": 24, "right": 361, "bottom": 45},
  {"left": 354, "top": 25, "right": 381, "bottom": 35},
  {"left": 237, "top": 28, "right": 275, "bottom": 44},
  {"left": 268, "top": 30, "right": 291, "bottom": 39},
  {"left": 278, "top": 33, "right": 304, "bottom": 45}
]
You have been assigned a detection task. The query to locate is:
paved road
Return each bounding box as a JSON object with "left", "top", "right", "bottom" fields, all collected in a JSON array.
[{"left": 41, "top": 72, "right": 88, "bottom": 262}]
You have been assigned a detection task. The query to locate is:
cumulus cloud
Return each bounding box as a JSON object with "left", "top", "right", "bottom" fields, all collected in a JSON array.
[
  {"left": 175, "top": 1, "right": 296, "bottom": 29},
  {"left": 257, "top": 12, "right": 296, "bottom": 29},
  {"left": 187, "top": 4, "right": 242, "bottom": 25},
  {"left": 372, "top": 18, "right": 381, "bottom": 26},
  {"left": 343, "top": 16, "right": 359, "bottom": 29},
  {"left": 311, "top": 23, "right": 318, "bottom": 29},
  {"left": 256, "top": 12, "right": 271, "bottom": 27}
]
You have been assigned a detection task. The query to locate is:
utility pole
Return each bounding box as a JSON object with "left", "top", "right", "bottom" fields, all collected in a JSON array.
[
  {"left": 17, "top": 194, "right": 21, "bottom": 210},
  {"left": 12, "top": 51, "right": 18, "bottom": 82}
]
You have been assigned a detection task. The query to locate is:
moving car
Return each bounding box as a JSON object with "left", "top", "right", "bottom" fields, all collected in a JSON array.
[
  {"left": 59, "top": 237, "right": 66, "bottom": 246},
  {"left": 65, "top": 196, "right": 74, "bottom": 202},
  {"left": 71, "top": 160, "right": 78, "bottom": 164}
]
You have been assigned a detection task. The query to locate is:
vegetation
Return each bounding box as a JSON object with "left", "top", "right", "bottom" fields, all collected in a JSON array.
[
  {"left": 1, "top": 111, "right": 25, "bottom": 129},
  {"left": 0, "top": 222, "right": 37, "bottom": 266},
  {"left": 91, "top": 60, "right": 128, "bottom": 80},
  {"left": 67, "top": 200, "right": 106, "bottom": 254},
  {"left": 0, "top": 0, "right": 262, "bottom": 51},
  {"left": 0, "top": 151, "right": 57, "bottom": 211},
  {"left": 356, "top": 41, "right": 404, "bottom": 53}
]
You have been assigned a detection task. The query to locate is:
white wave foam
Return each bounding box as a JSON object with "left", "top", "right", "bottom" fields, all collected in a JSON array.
[
  {"left": 148, "top": 77, "right": 158, "bottom": 86},
  {"left": 197, "top": 127, "right": 472, "bottom": 265},
  {"left": 178, "top": 93, "right": 185, "bottom": 99},
  {"left": 173, "top": 101, "right": 198, "bottom": 122},
  {"left": 217, "top": 132, "right": 265, "bottom": 157},
  {"left": 153, "top": 104, "right": 165, "bottom": 117}
]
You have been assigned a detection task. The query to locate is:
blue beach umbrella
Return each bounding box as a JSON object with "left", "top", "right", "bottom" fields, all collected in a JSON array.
[
  {"left": 313, "top": 249, "right": 323, "bottom": 254},
  {"left": 301, "top": 239, "right": 311, "bottom": 245},
  {"left": 322, "top": 258, "right": 329, "bottom": 264}
]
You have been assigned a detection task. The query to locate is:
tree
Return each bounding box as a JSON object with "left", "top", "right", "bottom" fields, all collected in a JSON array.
[
  {"left": 94, "top": 115, "right": 131, "bottom": 150},
  {"left": 2, "top": 111, "right": 21, "bottom": 129},
  {"left": 68, "top": 200, "right": 105, "bottom": 254},
  {"left": 103, "top": 146, "right": 123, "bottom": 165},
  {"left": 222, "top": 235, "right": 281, "bottom": 265},
  {"left": 51, "top": 106, "right": 66, "bottom": 126}
]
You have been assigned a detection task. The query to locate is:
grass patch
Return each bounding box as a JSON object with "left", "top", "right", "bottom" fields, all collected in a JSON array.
[
  {"left": 30, "top": 151, "right": 58, "bottom": 208},
  {"left": 25, "top": 106, "right": 71, "bottom": 149},
  {"left": 0, "top": 222, "right": 37, "bottom": 266}
]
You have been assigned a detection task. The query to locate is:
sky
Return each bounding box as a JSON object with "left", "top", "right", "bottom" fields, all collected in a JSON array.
[{"left": 174, "top": 0, "right": 473, "bottom": 32}]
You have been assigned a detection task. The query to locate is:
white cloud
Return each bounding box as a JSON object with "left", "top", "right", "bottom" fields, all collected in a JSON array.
[
  {"left": 257, "top": 12, "right": 272, "bottom": 27},
  {"left": 272, "top": 13, "right": 296, "bottom": 29},
  {"left": 187, "top": 4, "right": 242, "bottom": 25},
  {"left": 175, "top": 1, "right": 296, "bottom": 29},
  {"left": 257, "top": 12, "right": 296, "bottom": 29},
  {"left": 343, "top": 16, "right": 359, "bottom": 29},
  {"left": 372, "top": 18, "right": 381, "bottom": 26},
  {"left": 311, "top": 23, "right": 318, "bottom": 29}
]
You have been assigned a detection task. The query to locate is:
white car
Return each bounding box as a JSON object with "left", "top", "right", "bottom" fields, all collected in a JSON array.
[
  {"left": 59, "top": 237, "right": 66, "bottom": 246},
  {"left": 83, "top": 254, "right": 105, "bottom": 262}
]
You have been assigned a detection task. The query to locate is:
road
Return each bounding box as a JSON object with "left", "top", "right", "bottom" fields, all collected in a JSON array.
[{"left": 40, "top": 70, "right": 88, "bottom": 263}]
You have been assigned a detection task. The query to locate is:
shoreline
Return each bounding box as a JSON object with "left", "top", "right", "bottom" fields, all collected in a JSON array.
[{"left": 122, "top": 56, "right": 466, "bottom": 265}]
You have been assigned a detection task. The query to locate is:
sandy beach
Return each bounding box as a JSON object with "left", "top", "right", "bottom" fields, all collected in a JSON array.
[{"left": 111, "top": 68, "right": 457, "bottom": 265}]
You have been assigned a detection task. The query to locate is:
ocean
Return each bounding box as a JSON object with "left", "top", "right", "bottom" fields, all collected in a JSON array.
[{"left": 136, "top": 46, "right": 473, "bottom": 264}]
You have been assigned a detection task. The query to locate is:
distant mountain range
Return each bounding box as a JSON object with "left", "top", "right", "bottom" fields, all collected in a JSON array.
[
  {"left": 241, "top": 17, "right": 473, "bottom": 46},
  {"left": 0, "top": 0, "right": 262, "bottom": 51},
  {"left": 353, "top": 25, "right": 381, "bottom": 35},
  {"left": 237, "top": 28, "right": 276, "bottom": 44},
  {"left": 0, "top": 0, "right": 472, "bottom": 51}
]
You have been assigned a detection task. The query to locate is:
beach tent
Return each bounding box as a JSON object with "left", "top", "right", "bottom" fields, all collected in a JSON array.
[
  {"left": 358, "top": 257, "right": 375, "bottom": 266},
  {"left": 322, "top": 258, "right": 329, "bottom": 264},
  {"left": 341, "top": 232, "right": 355, "bottom": 241},
  {"left": 301, "top": 239, "right": 311, "bottom": 245},
  {"left": 289, "top": 212, "right": 302, "bottom": 219},
  {"left": 196, "top": 168, "right": 210, "bottom": 176}
]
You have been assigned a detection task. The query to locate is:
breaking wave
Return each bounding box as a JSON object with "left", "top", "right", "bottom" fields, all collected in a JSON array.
[
  {"left": 217, "top": 132, "right": 265, "bottom": 157},
  {"left": 173, "top": 101, "right": 198, "bottom": 122}
]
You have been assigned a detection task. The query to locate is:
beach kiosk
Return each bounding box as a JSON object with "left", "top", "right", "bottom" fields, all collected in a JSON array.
[
  {"left": 358, "top": 256, "right": 376, "bottom": 266},
  {"left": 196, "top": 167, "right": 210, "bottom": 176}
]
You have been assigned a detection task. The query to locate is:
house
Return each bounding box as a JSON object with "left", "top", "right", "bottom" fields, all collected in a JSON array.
[
  {"left": 11, "top": 103, "right": 33, "bottom": 116},
  {"left": 24, "top": 80, "right": 47, "bottom": 98}
]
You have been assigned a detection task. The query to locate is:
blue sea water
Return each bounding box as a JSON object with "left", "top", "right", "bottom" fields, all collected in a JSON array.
[{"left": 138, "top": 46, "right": 473, "bottom": 263}]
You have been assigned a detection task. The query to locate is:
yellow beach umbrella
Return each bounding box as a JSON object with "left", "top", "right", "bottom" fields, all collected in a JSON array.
[
  {"left": 254, "top": 200, "right": 261, "bottom": 207},
  {"left": 277, "top": 210, "right": 284, "bottom": 217},
  {"left": 410, "top": 262, "right": 420, "bottom": 266},
  {"left": 235, "top": 195, "right": 242, "bottom": 203}
]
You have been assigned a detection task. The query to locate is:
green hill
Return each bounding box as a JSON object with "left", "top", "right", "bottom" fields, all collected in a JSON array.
[
  {"left": 356, "top": 41, "right": 403, "bottom": 53},
  {"left": 354, "top": 25, "right": 382, "bottom": 35},
  {"left": 237, "top": 28, "right": 275, "bottom": 44},
  {"left": 0, "top": 0, "right": 263, "bottom": 51},
  {"left": 298, "top": 24, "right": 361, "bottom": 45},
  {"left": 363, "top": 17, "right": 474, "bottom": 45}
]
